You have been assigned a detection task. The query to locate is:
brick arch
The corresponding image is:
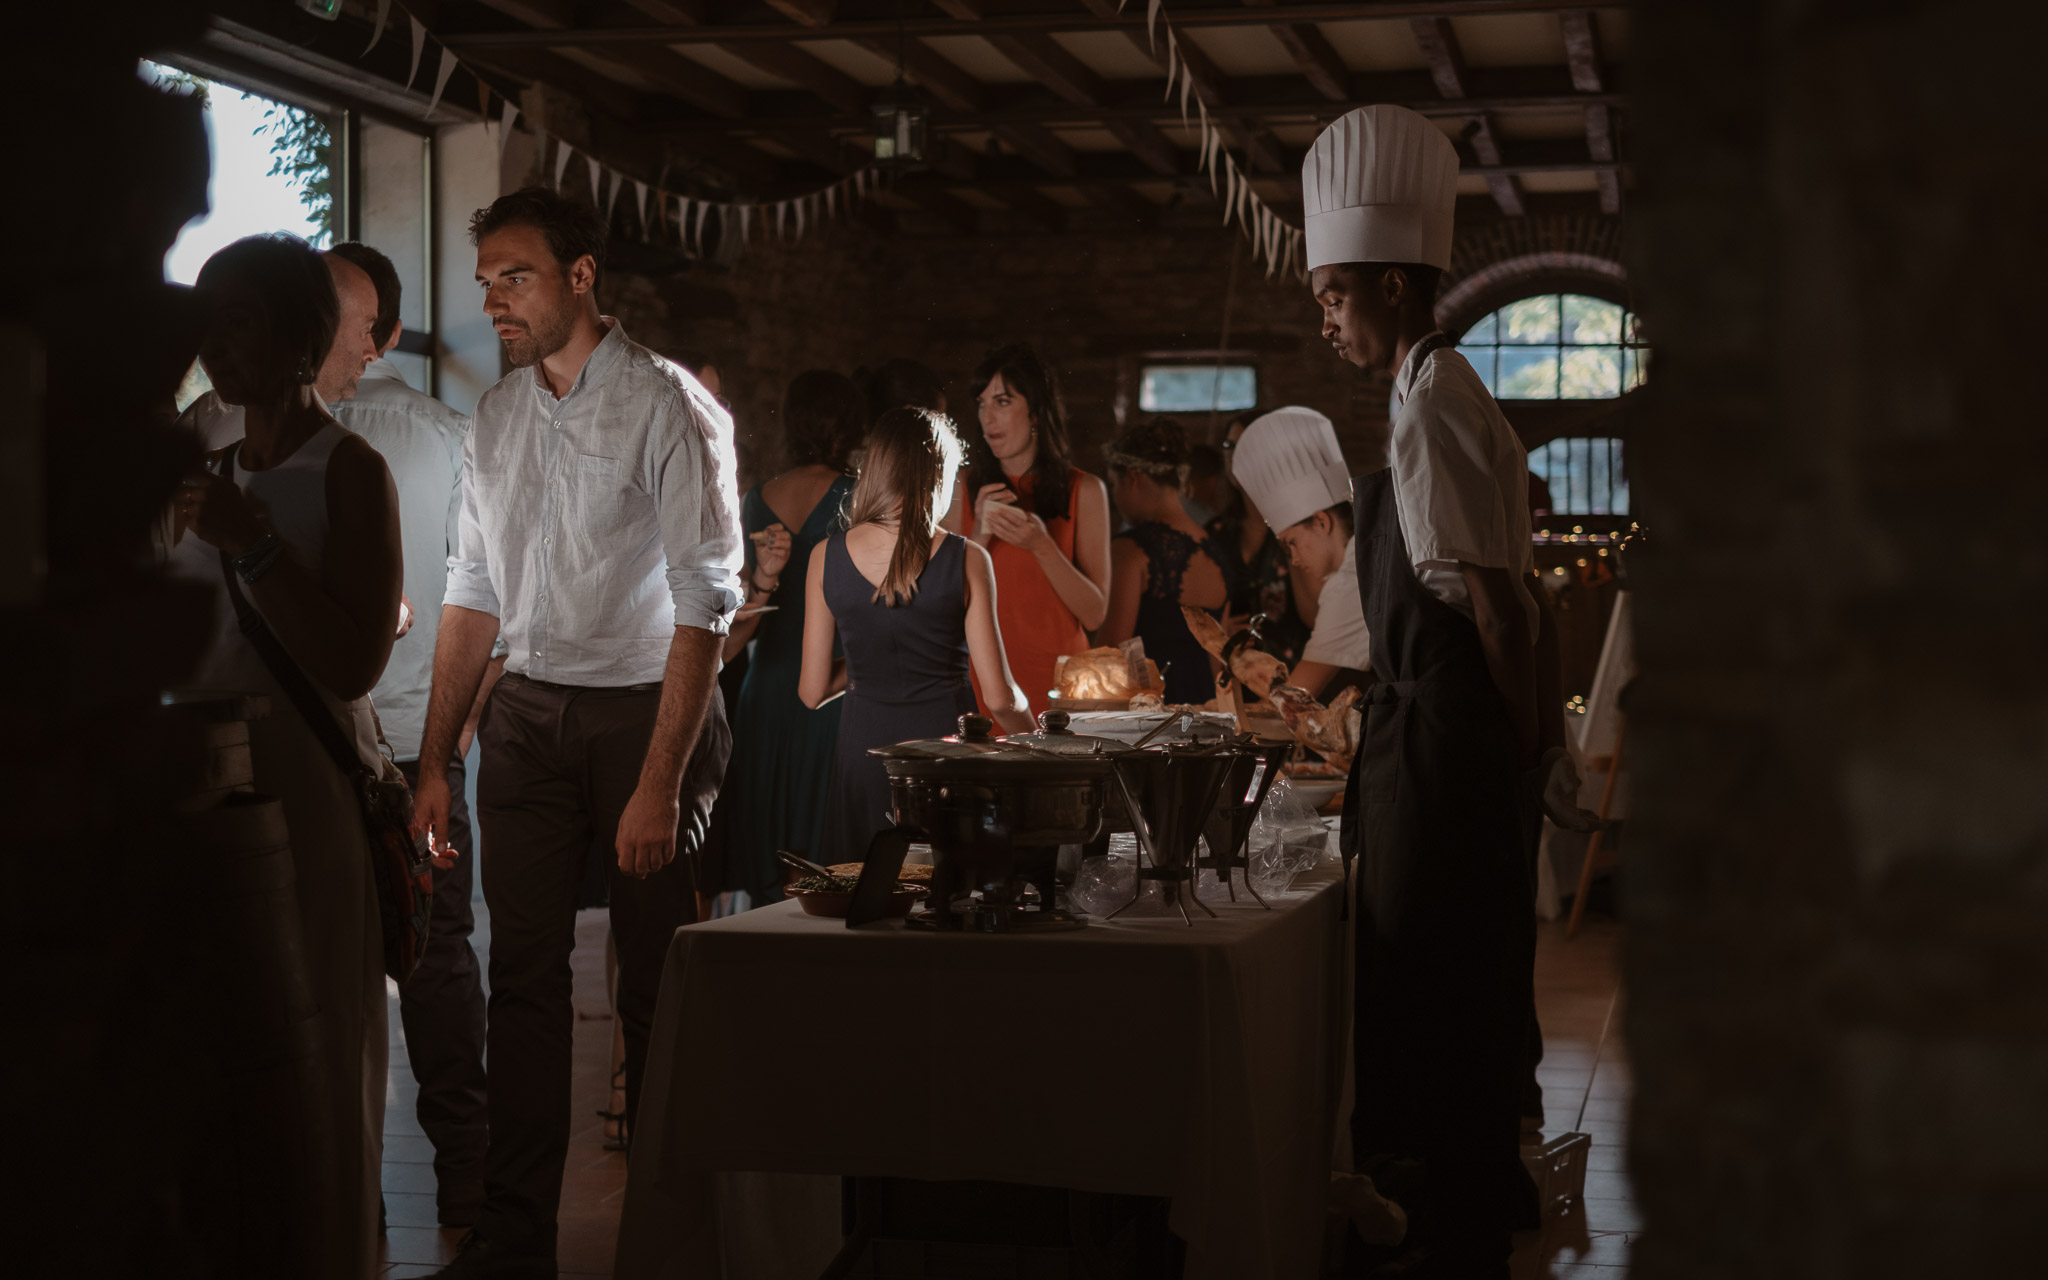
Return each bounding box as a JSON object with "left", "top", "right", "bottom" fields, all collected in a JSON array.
[{"left": 1437, "top": 213, "right": 1629, "bottom": 338}]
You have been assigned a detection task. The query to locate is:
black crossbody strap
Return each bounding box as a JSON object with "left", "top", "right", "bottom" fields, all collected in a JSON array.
[{"left": 213, "top": 447, "right": 373, "bottom": 786}]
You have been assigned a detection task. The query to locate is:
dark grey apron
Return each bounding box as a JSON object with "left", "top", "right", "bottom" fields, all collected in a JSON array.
[{"left": 1340, "top": 338, "right": 1537, "bottom": 1267}]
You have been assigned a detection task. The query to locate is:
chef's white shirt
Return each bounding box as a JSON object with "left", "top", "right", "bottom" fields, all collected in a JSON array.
[
  {"left": 1389, "top": 336, "right": 1539, "bottom": 638},
  {"left": 1300, "top": 536, "right": 1373, "bottom": 671}
]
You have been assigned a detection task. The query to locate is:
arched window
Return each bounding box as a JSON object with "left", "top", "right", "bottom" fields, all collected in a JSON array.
[{"left": 1455, "top": 293, "right": 1647, "bottom": 400}]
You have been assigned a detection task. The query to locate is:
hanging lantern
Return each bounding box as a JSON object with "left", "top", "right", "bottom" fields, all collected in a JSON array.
[{"left": 870, "top": 80, "right": 928, "bottom": 171}]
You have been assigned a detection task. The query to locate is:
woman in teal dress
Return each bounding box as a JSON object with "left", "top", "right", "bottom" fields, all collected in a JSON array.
[{"left": 719, "top": 370, "right": 866, "bottom": 906}]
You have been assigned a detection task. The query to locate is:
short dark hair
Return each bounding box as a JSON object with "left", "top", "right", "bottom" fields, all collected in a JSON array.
[
  {"left": 1295, "top": 502, "right": 1354, "bottom": 536},
  {"left": 195, "top": 233, "right": 337, "bottom": 387},
  {"left": 862, "top": 358, "right": 946, "bottom": 423},
  {"left": 783, "top": 369, "right": 866, "bottom": 472},
  {"left": 1105, "top": 417, "right": 1189, "bottom": 488},
  {"left": 1187, "top": 443, "right": 1225, "bottom": 482},
  {"left": 1337, "top": 261, "right": 1443, "bottom": 311},
  {"left": 330, "top": 241, "right": 402, "bottom": 349},
  {"left": 469, "top": 185, "right": 608, "bottom": 284}
]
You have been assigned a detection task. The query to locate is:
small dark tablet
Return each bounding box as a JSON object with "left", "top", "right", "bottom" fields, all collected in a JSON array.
[{"left": 845, "top": 826, "right": 922, "bottom": 927}]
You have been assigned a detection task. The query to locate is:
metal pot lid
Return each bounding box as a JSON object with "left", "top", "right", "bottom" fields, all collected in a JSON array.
[
  {"left": 1001, "top": 709, "right": 1125, "bottom": 757},
  {"left": 871, "top": 713, "right": 1062, "bottom": 762}
]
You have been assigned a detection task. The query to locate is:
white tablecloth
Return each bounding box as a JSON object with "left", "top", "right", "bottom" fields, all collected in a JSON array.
[{"left": 617, "top": 854, "right": 1350, "bottom": 1280}]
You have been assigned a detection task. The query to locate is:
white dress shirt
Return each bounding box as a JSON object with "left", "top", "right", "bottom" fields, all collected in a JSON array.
[
  {"left": 329, "top": 358, "right": 469, "bottom": 760},
  {"left": 1389, "top": 336, "right": 1539, "bottom": 637},
  {"left": 1300, "top": 536, "right": 1373, "bottom": 671},
  {"left": 444, "top": 319, "right": 743, "bottom": 686}
]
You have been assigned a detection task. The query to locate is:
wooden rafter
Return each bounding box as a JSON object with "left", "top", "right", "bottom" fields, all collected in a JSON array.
[
  {"left": 612, "top": 0, "right": 870, "bottom": 117},
  {"left": 469, "top": 0, "right": 746, "bottom": 118},
  {"left": 440, "top": 2, "right": 1625, "bottom": 48},
  {"left": 1068, "top": 0, "right": 1286, "bottom": 173},
  {"left": 1463, "top": 116, "right": 1524, "bottom": 215},
  {"left": 1239, "top": 0, "right": 1349, "bottom": 101},
  {"left": 1410, "top": 16, "right": 1468, "bottom": 98},
  {"left": 1558, "top": 9, "right": 1618, "bottom": 212}
]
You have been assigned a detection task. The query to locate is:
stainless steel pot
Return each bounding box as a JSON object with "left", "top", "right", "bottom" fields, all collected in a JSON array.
[{"left": 870, "top": 713, "right": 1124, "bottom": 930}]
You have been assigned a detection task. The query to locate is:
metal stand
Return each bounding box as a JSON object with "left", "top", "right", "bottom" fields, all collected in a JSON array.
[
  {"left": 1105, "top": 756, "right": 1227, "bottom": 926},
  {"left": 1194, "top": 738, "right": 1293, "bottom": 909}
]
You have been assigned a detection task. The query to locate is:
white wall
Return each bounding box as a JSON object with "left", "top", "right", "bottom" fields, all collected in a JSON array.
[
  {"left": 432, "top": 121, "right": 509, "bottom": 416},
  {"left": 357, "top": 119, "right": 432, "bottom": 392}
]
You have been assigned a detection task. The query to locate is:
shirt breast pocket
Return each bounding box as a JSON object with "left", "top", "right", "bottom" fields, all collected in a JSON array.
[{"left": 575, "top": 453, "right": 622, "bottom": 525}]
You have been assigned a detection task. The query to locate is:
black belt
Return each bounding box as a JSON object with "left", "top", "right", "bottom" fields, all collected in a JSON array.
[{"left": 507, "top": 672, "right": 662, "bottom": 694}]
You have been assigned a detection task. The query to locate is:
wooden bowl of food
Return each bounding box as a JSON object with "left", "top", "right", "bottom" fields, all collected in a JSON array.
[{"left": 785, "top": 874, "right": 930, "bottom": 919}]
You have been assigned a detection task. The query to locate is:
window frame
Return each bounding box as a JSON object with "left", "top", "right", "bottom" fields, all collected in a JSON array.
[{"left": 1451, "top": 291, "right": 1649, "bottom": 402}]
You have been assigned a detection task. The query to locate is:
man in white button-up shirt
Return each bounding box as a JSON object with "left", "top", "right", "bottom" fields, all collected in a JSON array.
[{"left": 410, "top": 188, "right": 741, "bottom": 1276}]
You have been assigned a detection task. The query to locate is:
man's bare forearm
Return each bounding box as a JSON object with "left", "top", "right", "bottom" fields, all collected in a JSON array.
[
  {"left": 637, "top": 625, "right": 722, "bottom": 796},
  {"left": 420, "top": 605, "right": 502, "bottom": 771}
]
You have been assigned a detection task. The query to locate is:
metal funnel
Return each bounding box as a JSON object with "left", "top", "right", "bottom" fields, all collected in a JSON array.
[{"left": 1108, "top": 744, "right": 1234, "bottom": 923}]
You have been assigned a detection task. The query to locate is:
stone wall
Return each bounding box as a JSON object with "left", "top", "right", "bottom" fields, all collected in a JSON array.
[
  {"left": 1624, "top": 2, "right": 2048, "bottom": 1276},
  {"left": 598, "top": 206, "right": 1621, "bottom": 491}
]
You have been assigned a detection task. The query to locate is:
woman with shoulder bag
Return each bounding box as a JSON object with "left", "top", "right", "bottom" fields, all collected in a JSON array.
[{"left": 166, "top": 234, "right": 405, "bottom": 1280}]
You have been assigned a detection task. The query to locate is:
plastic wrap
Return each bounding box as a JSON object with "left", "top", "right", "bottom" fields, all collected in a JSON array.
[
  {"left": 1244, "top": 776, "right": 1331, "bottom": 897},
  {"left": 1069, "top": 777, "right": 1333, "bottom": 917}
]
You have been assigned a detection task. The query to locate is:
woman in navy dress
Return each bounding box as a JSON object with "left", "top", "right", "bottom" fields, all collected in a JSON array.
[
  {"left": 1098, "top": 419, "right": 1237, "bottom": 705},
  {"left": 717, "top": 370, "right": 864, "bottom": 901},
  {"left": 800, "top": 408, "right": 1034, "bottom": 863}
]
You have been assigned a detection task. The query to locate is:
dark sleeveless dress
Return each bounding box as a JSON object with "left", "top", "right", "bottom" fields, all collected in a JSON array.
[
  {"left": 820, "top": 531, "right": 978, "bottom": 864},
  {"left": 1115, "top": 521, "right": 1237, "bottom": 705}
]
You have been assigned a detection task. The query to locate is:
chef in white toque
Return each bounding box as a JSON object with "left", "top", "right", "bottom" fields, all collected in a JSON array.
[
  {"left": 1307, "top": 103, "right": 1575, "bottom": 1277},
  {"left": 1227, "top": 405, "right": 1371, "bottom": 697}
]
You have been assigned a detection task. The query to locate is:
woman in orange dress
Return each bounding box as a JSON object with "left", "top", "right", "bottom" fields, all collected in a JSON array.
[{"left": 951, "top": 344, "right": 1112, "bottom": 718}]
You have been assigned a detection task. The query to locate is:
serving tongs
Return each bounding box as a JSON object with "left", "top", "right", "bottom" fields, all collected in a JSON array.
[{"left": 778, "top": 850, "right": 837, "bottom": 882}]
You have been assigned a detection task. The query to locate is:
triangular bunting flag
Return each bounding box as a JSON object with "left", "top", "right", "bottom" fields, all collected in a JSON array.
[
  {"left": 694, "top": 199, "right": 711, "bottom": 254},
  {"left": 676, "top": 197, "right": 691, "bottom": 246},
  {"left": 826, "top": 186, "right": 838, "bottom": 218},
  {"left": 497, "top": 101, "right": 518, "bottom": 158},
  {"left": 553, "top": 140, "right": 574, "bottom": 190},
  {"left": 586, "top": 156, "right": 602, "bottom": 202},
  {"left": 795, "top": 196, "right": 807, "bottom": 239},
  {"left": 741, "top": 205, "right": 753, "bottom": 246},
  {"left": 633, "top": 180, "right": 649, "bottom": 232},
  {"left": 407, "top": 17, "right": 426, "bottom": 90},
  {"left": 365, "top": 0, "right": 391, "bottom": 56},
  {"left": 775, "top": 201, "right": 787, "bottom": 239},
  {"left": 1146, "top": 0, "right": 1162, "bottom": 53},
  {"left": 1179, "top": 62, "right": 1194, "bottom": 124},
  {"left": 604, "top": 170, "right": 622, "bottom": 223},
  {"left": 1222, "top": 162, "right": 1238, "bottom": 227},
  {"left": 1164, "top": 33, "right": 1178, "bottom": 103},
  {"left": 424, "top": 47, "right": 458, "bottom": 120}
]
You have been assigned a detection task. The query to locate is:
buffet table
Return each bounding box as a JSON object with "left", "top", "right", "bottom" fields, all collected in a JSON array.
[{"left": 616, "top": 848, "right": 1350, "bottom": 1280}]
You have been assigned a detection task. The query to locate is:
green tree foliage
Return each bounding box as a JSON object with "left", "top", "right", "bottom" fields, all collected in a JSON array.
[{"left": 258, "top": 103, "right": 334, "bottom": 246}]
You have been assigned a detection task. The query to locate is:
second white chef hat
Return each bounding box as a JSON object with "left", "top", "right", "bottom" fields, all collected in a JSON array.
[
  {"left": 1302, "top": 104, "right": 1460, "bottom": 272},
  {"left": 1233, "top": 407, "right": 1351, "bottom": 531}
]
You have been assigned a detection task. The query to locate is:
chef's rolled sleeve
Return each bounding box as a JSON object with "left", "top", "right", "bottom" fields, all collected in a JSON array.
[{"left": 653, "top": 389, "right": 744, "bottom": 636}]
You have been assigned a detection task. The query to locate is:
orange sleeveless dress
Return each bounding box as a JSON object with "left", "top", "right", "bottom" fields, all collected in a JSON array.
[{"left": 961, "top": 469, "right": 1091, "bottom": 720}]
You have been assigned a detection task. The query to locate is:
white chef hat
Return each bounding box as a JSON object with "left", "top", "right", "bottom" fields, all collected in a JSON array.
[
  {"left": 1302, "top": 104, "right": 1459, "bottom": 272},
  {"left": 1233, "top": 407, "right": 1351, "bottom": 532}
]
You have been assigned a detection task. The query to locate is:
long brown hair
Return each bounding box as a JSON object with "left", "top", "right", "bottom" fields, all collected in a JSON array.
[
  {"left": 967, "top": 343, "right": 1075, "bottom": 521},
  {"left": 844, "top": 407, "right": 965, "bottom": 606}
]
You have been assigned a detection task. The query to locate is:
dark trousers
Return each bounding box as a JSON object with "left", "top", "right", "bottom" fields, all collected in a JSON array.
[
  {"left": 396, "top": 754, "right": 490, "bottom": 1211},
  {"left": 473, "top": 673, "right": 730, "bottom": 1245}
]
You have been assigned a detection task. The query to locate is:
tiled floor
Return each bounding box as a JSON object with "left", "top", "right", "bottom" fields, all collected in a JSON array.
[
  {"left": 377, "top": 889, "right": 1630, "bottom": 1278},
  {"left": 1510, "top": 914, "right": 1634, "bottom": 1278}
]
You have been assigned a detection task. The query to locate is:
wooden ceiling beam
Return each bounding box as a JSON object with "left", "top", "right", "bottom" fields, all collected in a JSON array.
[
  {"left": 1585, "top": 103, "right": 1620, "bottom": 213},
  {"left": 613, "top": 0, "right": 868, "bottom": 116},
  {"left": 1066, "top": 0, "right": 1285, "bottom": 173},
  {"left": 854, "top": 36, "right": 986, "bottom": 112},
  {"left": 1103, "top": 118, "right": 1185, "bottom": 177},
  {"left": 891, "top": 183, "right": 981, "bottom": 234},
  {"left": 471, "top": 0, "right": 746, "bottom": 118},
  {"left": 441, "top": 3, "right": 1625, "bottom": 48},
  {"left": 761, "top": 0, "right": 837, "bottom": 26},
  {"left": 1410, "top": 16, "right": 1469, "bottom": 98},
  {"left": 1559, "top": 9, "right": 1604, "bottom": 93},
  {"left": 1463, "top": 116, "right": 1525, "bottom": 215},
  {"left": 1241, "top": 0, "right": 1348, "bottom": 101},
  {"left": 993, "top": 121, "right": 1082, "bottom": 180},
  {"left": 985, "top": 32, "right": 1104, "bottom": 106}
]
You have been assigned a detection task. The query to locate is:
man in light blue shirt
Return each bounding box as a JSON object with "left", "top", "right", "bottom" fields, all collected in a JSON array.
[
  {"left": 411, "top": 188, "right": 740, "bottom": 1277},
  {"left": 328, "top": 240, "right": 494, "bottom": 1229}
]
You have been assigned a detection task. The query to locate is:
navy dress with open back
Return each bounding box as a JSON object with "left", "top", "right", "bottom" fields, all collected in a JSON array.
[{"left": 819, "top": 531, "right": 977, "bottom": 864}]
